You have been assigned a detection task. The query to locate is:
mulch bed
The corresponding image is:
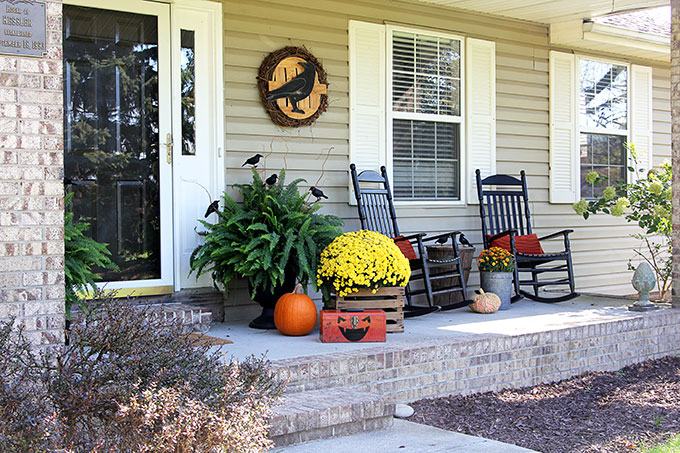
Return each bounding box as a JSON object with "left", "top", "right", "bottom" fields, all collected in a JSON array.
[{"left": 410, "top": 356, "right": 680, "bottom": 452}]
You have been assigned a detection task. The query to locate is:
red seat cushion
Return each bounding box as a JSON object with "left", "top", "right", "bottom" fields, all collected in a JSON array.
[
  {"left": 392, "top": 236, "right": 418, "bottom": 260},
  {"left": 488, "top": 233, "right": 544, "bottom": 255}
]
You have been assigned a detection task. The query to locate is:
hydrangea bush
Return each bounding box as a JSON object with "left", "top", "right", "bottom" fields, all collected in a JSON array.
[
  {"left": 316, "top": 230, "right": 411, "bottom": 304},
  {"left": 573, "top": 146, "right": 672, "bottom": 299}
]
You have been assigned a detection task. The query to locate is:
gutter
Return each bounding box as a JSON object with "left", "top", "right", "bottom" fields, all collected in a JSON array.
[{"left": 583, "top": 20, "right": 669, "bottom": 53}]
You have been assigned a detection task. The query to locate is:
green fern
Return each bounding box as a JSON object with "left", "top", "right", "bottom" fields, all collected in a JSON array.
[
  {"left": 64, "top": 193, "right": 118, "bottom": 321},
  {"left": 190, "top": 169, "right": 343, "bottom": 297}
]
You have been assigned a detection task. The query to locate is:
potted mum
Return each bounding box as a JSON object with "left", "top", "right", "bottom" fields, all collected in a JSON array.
[
  {"left": 477, "top": 247, "right": 515, "bottom": 310},
  {"left": 316, "top": 230, "right": 411, "bottom": 304},
  {"left": 190, "top": 169, "right": 343, "bottom": 329}
]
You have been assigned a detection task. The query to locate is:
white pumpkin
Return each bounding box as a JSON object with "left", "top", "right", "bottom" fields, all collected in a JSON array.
[{"left": 469, "top": 289, "right": 501, "bottom": 314}]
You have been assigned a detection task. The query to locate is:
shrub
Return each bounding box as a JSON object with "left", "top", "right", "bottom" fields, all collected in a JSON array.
[
  {"left": 573, "top": 147, "right": 672, "bottom": 299},
  {"left": 0, "top": 320, "right": 54, "bottom": 453},
  {"left": 51, "top": 297, "right": 284, "bottom": 451},
  {"left": 0, "top": 298, "right": 284, "bottom": 452}
]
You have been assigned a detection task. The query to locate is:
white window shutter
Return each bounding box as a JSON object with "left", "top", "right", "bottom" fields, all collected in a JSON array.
[
  {"left": 349, "top": 21, "right": 385, "bottom": 182},
  {"left": 466, "top": 38, "right": 496, "bottom": 204},
  {"left": 549, "top": 51, "right": 577, "bottom": 203},
  {"left": 630, "top": 64, "right": 653, "bottom": 178}
]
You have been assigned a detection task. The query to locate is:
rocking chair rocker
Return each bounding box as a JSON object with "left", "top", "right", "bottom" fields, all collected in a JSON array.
[
  {"left": 475, "top": 169, "right": 579, "bottom": 303},
  {"left": 350, "top": 164, "right": 471, "bottom": 316}
]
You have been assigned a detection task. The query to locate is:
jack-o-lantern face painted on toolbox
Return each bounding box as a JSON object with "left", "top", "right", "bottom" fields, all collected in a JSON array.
[{"left": 337, "top": 315, "right": 371, "bottom": 342}]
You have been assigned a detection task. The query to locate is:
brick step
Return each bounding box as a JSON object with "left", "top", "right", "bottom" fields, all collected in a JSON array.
[
  {"left": 268, "top": 387, "right": 395, "bottom": 447},
  {"left": 270, "top": 341, "right": 451, "bottom": 400}
]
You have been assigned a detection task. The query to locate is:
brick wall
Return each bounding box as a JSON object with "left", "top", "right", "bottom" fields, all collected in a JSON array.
[{"left": 0, "top": 0, "right": 64, "bottom": 347}]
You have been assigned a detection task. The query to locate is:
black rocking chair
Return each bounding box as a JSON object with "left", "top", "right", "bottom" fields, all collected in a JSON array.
[
  {"left": 350, "top": 164, "right": 471, "bottom": 316},
  {"left": 475, "top": 169, "right": 579, "bottom": 303}
]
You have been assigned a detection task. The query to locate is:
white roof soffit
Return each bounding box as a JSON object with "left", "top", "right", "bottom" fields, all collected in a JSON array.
[
  {"left": 403, "top": 0, "right": 668, "bottom": 25},
  {"left": 550, "top": 20, "right": 669, "bottom": 62}
]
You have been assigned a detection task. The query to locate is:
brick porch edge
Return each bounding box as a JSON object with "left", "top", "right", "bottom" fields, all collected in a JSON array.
[{"left": 271, "top": 308, "right": 680, "bottom": 403}]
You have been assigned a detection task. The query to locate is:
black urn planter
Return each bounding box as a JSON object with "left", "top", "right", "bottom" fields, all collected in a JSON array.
[{"left": 248, "top": 274, "right": 297, "bottom": 329}]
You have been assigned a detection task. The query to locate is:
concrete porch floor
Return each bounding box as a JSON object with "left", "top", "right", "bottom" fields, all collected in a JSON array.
[{"left": 209, "top": 294, "right": 640, "bottom": 361}]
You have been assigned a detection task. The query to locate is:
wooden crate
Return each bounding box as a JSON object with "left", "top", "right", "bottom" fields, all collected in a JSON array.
[
  {"left": 319, "top": 309, "right": 386, "bottom": 343},
  {"left": 332, "top": 287, "right": 405, "bottom": 333}
]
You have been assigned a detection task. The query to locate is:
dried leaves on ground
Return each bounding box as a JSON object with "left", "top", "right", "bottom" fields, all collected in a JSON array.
[{"left": 411, "top": 356, "right": 680, "bottom": 453}]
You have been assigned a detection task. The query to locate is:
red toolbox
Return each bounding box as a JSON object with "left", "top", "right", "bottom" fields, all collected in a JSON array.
[{"left": 319, "top": 309, "right": 386, "bottom": 343}]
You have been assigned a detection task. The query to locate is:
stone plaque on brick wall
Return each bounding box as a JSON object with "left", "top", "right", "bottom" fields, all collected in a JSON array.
[{"left": 0, "top": 0, "right": 46, "bottom": 57}]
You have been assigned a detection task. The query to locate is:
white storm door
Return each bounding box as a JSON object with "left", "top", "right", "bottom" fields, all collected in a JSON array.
[
  {"left": 171, "top": 1, "right": 225, "bottom": 290},
  {"left": 63, "top": 0, "right": 174, "bottom": 294}
]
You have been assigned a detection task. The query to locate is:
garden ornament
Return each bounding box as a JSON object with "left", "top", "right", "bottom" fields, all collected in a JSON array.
[
  {"left": 265, "top": 173, "right": 278, "bottom": 186},
  {"left": 459, "top": 234, "right": 472, "bottom": 246},
  {"left": 242, "top": 153, "right": 263, "bottom": 167},
  {"left": 204, "top": 200, "right": 219, "bottom": 218},
  {"left": 629, "top": 262, "right": 662, "bottom": 311},
  {"left": 310, "top": 186, "right": 328, "bottom": 200}
]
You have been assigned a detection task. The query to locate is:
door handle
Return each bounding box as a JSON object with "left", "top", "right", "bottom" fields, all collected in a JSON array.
[{"left": 163, "top": 133, "right": 173, "bottom": 164}]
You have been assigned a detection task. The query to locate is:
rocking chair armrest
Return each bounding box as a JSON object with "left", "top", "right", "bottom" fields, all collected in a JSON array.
[
  {"left": 394, "top": 232, "right": 426, "bottom": 243},
  {"left": 421, "top": 231, "right": 463, "bottom": 244},
  {"left": 487, "top": 230, "right": 517, "bottom": 243},
  {"left": 538, "top": 229, "right": 574, "bottom": 241}
]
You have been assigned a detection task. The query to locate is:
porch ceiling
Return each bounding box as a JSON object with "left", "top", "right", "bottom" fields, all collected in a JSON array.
[{"left": 405, "top": 0, "right": 669, "bottom": 24}]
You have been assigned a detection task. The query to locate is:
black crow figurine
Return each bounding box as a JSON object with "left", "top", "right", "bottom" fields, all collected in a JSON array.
[
  {"left": 204, "top": 200, "right": 219, "bottom": 218},
  {"left": 459, "top": 234, "right": 471, "bottom": 247},
  {"left": 242, "top": 153, "right": 264, "bottom": 167},
  {"left": 265, "top": 173, "right": 278, "bottom": 186},
  {"left": 310, "top": 186, "right": 328, "bottom": 200},
  {"left": 266, "top": 61, "right": 317, "bottom": 114}
]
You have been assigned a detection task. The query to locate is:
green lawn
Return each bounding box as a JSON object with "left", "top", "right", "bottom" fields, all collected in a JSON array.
[{"left": 642, "top": 435, "right": 680, "bottom": 453}]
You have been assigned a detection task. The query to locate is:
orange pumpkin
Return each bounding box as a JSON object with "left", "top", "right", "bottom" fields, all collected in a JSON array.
[{"left": 274, "top": 284, "right": 318, "bottom": 336}]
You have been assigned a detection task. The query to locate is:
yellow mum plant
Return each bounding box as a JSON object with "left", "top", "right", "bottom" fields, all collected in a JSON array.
[
  {"left": 316, "top": 230, "right": 411, "bottom": 304},
  {"left": 477, "top": 247, "right": 515, "bottom": 272}
]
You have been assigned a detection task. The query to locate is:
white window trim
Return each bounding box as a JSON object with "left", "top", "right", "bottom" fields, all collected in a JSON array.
[
  {"left": 575, "top": 54, "right": 631, "bottom": 201},
  {"left": 579, "top": 128, "right": 628, "bottom": 135},
  {"left": 386, "top": 24, "right": 466, "bottom": 207}
]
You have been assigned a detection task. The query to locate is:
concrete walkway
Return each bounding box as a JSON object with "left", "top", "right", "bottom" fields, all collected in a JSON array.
[{"left": 276, "top": 419, "right": 537, "bottom": 452}]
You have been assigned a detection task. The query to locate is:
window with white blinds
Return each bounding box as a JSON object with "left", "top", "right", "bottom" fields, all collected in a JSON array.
[{"left": 389, "top": 28, "right": 463, "bottom": 200}]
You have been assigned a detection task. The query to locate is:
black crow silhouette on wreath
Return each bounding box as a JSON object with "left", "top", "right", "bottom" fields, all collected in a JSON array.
[{"left": 266, "top": 61, "right": 317, "bottom": 114}]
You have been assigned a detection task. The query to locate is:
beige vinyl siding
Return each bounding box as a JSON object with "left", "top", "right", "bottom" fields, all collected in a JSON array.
[
  {"left": 221, "top": 0, "right": 671, "bottom": 301},
  {"left": 652, "top": 66, "right": 671, "bottom": 167}
]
